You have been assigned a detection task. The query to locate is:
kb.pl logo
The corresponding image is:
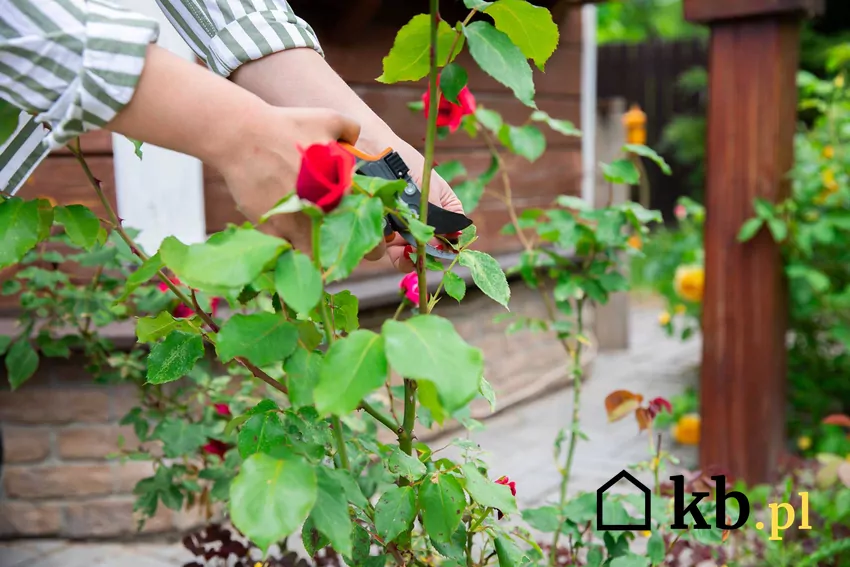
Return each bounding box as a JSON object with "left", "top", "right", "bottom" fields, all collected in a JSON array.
[{"left": 596, "top": 470, "right": 811, "bottom": 541}]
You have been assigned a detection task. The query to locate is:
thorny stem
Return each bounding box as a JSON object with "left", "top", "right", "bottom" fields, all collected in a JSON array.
[
  {"left": 549, "top": 298, "right": 585, "bottom": 564},
  {"left": 398, "top": 0, "right": 438, "bottom": 466},
  {"left": 69, "top": 139, "right": 396, "bottom": 436},
  {"left": 313, "top": 219, "right": 350, "bottom": 471}
]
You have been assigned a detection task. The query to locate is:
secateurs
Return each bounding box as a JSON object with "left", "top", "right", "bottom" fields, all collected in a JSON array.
[{"left": 339, "top": 142, "right": 472, "bottom": 261}]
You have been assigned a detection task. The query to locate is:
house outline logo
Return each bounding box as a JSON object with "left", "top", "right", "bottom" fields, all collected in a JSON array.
[{"left": 596, "top": 470, "right": 651, "bottom": 530}]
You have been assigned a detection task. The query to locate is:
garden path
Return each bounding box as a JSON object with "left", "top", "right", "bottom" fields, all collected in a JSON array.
[{"left": 0, "top": 303, "right": 702, "bottom": 567}]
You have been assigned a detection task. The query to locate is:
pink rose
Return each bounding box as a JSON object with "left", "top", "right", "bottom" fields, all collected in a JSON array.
[
  {"left": 674, "top": 204, "right": 687, "bottom": 220},
  {"left": 213, "top": 404, "right": 232, "bottom": 418},
  {"left": 399, "top": 272, "right": 422, "bottom": 304}
]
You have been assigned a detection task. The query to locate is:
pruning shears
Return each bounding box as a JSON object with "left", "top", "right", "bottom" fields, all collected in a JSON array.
[{"left": 339, "top": 142, "right": 473, "bottom": 261}]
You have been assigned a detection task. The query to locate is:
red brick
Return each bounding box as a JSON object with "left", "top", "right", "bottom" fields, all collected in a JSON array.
[
  {"left": 3, "top": 464, "right": 113, "bottom": 498},
  {"left": 0, "top": 388, "right": 109, "bottom": 424},
  {"left": 0, "top": 501, "right": 62, "bottom": 536},
  {"left": 2, "top": 427, "right": 51, "bottom": 463},
  {"left": 63, "top": 498, "right": 172, "bottom": 538},
  {"left": 57, "top": 425, "right": 138, "bottom": 460}
]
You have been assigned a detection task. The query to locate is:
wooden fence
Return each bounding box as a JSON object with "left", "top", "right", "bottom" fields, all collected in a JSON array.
[{"left": 597, "top": 39, "right": 708, "bottom": 221}]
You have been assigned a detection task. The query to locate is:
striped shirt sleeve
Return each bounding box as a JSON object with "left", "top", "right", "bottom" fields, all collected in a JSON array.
[{"left": 152, "top": 0, "right": 322, "bottom": 78}]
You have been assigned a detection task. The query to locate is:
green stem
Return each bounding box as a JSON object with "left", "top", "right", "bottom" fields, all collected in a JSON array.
[
  {"left": 549, "top": 298, "right": 585, "bottom": 565},
  {"left": 312, "top": 219, "right": 350, "bottom": 471}
]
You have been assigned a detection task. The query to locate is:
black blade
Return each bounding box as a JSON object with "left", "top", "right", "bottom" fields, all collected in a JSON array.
[{"left": 426, "top": 203, "right": 473, "bottom": 234}]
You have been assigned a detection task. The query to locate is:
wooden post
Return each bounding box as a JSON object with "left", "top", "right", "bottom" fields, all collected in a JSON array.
[{"left": 683, "top": 0, "right": 823, "bottom": 484}]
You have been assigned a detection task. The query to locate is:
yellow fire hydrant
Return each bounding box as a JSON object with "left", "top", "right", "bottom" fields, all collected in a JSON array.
[{"left": 623, "top": 103, "right": 647, "bottom": 146}]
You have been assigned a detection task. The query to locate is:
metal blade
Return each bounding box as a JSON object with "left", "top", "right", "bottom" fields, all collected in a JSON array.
[{"left": 399, "top": 231, "right": 460, "bottom": 261}]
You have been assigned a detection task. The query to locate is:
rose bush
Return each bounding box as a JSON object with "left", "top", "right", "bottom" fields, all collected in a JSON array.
[{"left": 5, "top": 2, "right": 850, "bottom": 566}]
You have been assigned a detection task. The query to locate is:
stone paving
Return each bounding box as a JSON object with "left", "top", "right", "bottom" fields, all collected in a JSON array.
[{"left": 0, "top": 305, "right": 701, "bottom": 567}]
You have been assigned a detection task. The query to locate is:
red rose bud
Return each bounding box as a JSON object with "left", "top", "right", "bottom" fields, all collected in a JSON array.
[
  {"left": 494, "top": 475, "right": 517, "bottom": 519},
  {"left": 213, "top": 404, "right": 232, "bottom": 418},
  {"left": 295, "top": 142, "right": 355, "bottom": 213},
  {"left": 202, "top": 439, "right": 232, "bottom": 461},
  {"left": 422, "top": 81, "right": 477, "bottom": 133},
  {"left": 648, "top": 397, "right": 673, "bottom": 417}
]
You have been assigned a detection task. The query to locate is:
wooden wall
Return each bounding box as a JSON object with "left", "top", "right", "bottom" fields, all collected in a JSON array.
[{"left": 1, "top": 1, "right": 583, "bottom": 308}]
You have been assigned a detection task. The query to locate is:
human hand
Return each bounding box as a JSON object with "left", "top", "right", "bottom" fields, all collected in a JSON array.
[
  {"left": 361, "top": 135, "right": 466, "bottom": 273},
  {"left": 215, "top": 106, "right": 362, "bottom": 254}
]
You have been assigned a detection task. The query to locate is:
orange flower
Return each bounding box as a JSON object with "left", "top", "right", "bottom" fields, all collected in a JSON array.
[
  {"left": 658, "top": 311, "right": 671, "bottom": 326},
  {"left": 672, "top": 414, "right": 701, "bottom": 445},
  {"left": 628, "top": 234, "right": 642, "bottom": 250},
  {"left": 674, "top": 265, "right": 704, "bottom": 303}
]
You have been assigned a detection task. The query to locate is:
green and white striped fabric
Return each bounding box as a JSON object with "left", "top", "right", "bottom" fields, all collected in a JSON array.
[{"left": 0, "top": 0, "right": 322, "bottom": 196}]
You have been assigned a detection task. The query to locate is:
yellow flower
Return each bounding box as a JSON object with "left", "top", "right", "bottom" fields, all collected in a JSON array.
[
  {"left": 836, "top": 74, "right": 845, "bottom": 89},
  {"left": 672, "top": 414, "right": 701, "bottom": 446},
  {"left": 674, "top": 265, "right": 705, "bottom": 303},
  {"left": 658, "top": 311, "right": 671, "bottom": 326},
  {"left": 823, "top": 146, "right": 835, "bottom": 160},
  {"left": 822, "top": 168, "right": 839, "bottom": 192},
  {"left": 628, "top": 234, "right": 642, "bottom": 250},
  {"left": 641, "top": 530, "right": 651, "bottom": 537},
  {"left": 674, "top": 304, "right": 686, "bottom": 315},
  {"left": 797, "top": 436, "right": 812, "bottom": 451}
]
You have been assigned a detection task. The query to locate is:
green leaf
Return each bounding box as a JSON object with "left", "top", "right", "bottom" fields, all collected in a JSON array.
[
  {"left": 407, "top": 217, "right": 435, "bottom": 243},
  {"left": 461, "top": 463, "right": 516, "bottom": 515},
  {"left": 215, "top": 313, "right": 298, "bottom": 367},
  {"left": 136, "top": 312, "right": 199, "bottom": 344},
  {"left": 753, "top": 198, "right": 773, "bottom": 219},
  {"left": 119, "top": 253, "right": 164, "bottom": 300},
  {"left": 260, "top": 192, "right": 308, "bottom": 222},
  {"left": 275, "top": 250, "right": 322, "bottom": 315},
  {"left": 284, "top": 348, "right": 322, "bottom": 408},
  {"left": 484, "top": 0, "right": 560, "bottom": 70},
  {"left": 556, "top": 195, "right": 591, "bottom": 211},
  {"left": 420, "top": 473, "right": 466, "bottom": 544},
  {"left": 127, "top": 137, "right": 144, "bottom": 159},
  {"left": 646, "top": 532, "right": 665, "bottom": 563},
  {"left": 0, "top": 335, "right": 10, "bottom": 357},
  {"left": 737, "top": 218, "right": 763, "bottom": 242},
  {"left": 624, "top": 144, "right": 672, "bottom": 175},
  {"left": 602, "top": 159, "right": 640, "bottom": 185},
  {"left": 55, "top": 205, "right": 100, "bottom": 249},
  {"left": 531, "top": 111, "right": 581, "bottom": 137},
  {"left": 454, "top": 180, "right": 485, "bottom": 214},
  {"left": 378, "top": 14, "right": 460, "bottom": 84},
  {"left": 0, "top": 100, "right": 19, "bottom": 145},
  {"left": 442, "top": 271, "right": 466, "bottom": 302},
  {"left": 435, "top": 161, "right": 468, "bottom": 184},
  {"left": 610, "top": 554, "right": 650, "bottom": 567},
  {"left": 229, "top": 452, "right": 318, "bottom": 552},
  {"left": 375, "top": 486, "right": 416, "bottom": 543},
  {"left": 521, "top": 506, "right": 561, "bottom": 532},
  {"left": 5, "top": 339, "right": 38, "bottom": 390},
  {"left": 310, "top": 467, "right": 353, "bottom": 557},
  {"left": 463, "top": 21, "right": 535, "bottom": 107},
  {"left": 506, "top": 125, "right": 546, "bottom": 162},
  {"left": 767, "top": 217, "right": 788, "bottom": 241},
  {"left": 458, "top": 250, "right": 510, "bottom": 308},
  {"left": 417, "top": 380, "right": 448, "bottom": 426},
  {"left": 440, "top": 63, "right": 469, "bottom": 104},
  {"left": 385, "top": 445, "right": 427, "bottom": 482},
  {"left": 354, "top": 175, "right": 405, "bottom": 207},
  {"left": 0, "top": 198, "right": 41, "bottom": 270},
  {"left": 459, "top": 225, "right": 477, "bottom": 248},
  {"left": 146, "top": 331, "right": 204, "bottom": 385},
  {"left": 153, "top": 418, "right": 207, "bottom": 458},
  {"left": 320, "top": 195, "right": 384, "bottom": 282},
  {"left": 383, "top": 315, "right": 483, "bottom": 413},
  {"left": 464, "top": 0, "right": 493, "bottom": 8},
  {"left": 314, "top": 330, "right": 387, "bottom": 416},
  {"left": 328, "top": 291, "right": 360, "bottom": 333},
  {"left": 494, "top": 536, "right": 529, "bottom": 567},
  {"left": 159, "top": 229, "right": 289, "bottom": 290},
  {"left": 237, "top": 411, "right": 287, "bottom": 458}
]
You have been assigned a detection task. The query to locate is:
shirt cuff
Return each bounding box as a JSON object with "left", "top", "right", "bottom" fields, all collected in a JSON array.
[
  {"left": 38, "top": 7, "right": 160, "bottom": 149},
  {"left": 206, "top": 10, "right": 323, "bottom": 78}
]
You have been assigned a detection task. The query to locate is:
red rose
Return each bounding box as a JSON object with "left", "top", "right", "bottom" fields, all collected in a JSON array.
[
  {"left": 213, "top": 403, "right": 232, "bottom": 418},
  {"left": 494, "top": 476, "right": 517, "bottom": 519},
  {"left": 201, "top": 439, "right": 232, "bottom": 461},
  {"left": 422, "top": 81, "right": 477, "bottom": 133},
  {"left": 157, "top": 277, "right": 221, "bottom": 319},
  {"left": 296, "top": 142, "right": 355, "bottom": 212}
]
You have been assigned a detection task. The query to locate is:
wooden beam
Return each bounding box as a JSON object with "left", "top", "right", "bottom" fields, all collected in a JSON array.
[
  {"left": 684, "top": 0, "right": 824, "bottom": 23},
  {"left": 686, "top": 1, "right": 821, "bottom": 484}
]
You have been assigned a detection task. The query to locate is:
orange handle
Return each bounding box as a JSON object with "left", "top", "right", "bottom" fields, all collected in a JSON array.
[{"left": 338, "top": 141, "right": 393, "bottom": 161}]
